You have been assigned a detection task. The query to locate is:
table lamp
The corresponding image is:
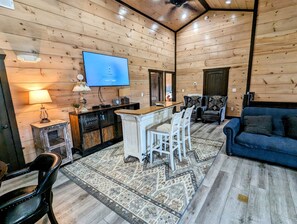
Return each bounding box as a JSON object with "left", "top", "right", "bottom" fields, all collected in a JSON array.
[
  {"left": 29, "top": 89, "right": 52, "bottom": 123},
  {"left": 72, "top": 74, "right": 91, "bottom": 112}
]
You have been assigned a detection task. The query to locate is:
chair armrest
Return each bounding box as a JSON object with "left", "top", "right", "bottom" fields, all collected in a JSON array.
[
  {"left": 219, "top": 106, "right": 226, "bottom": 121},
  {"left": 0, "top": 187, "right": 36, "bottom": 210},
  {"left": 223, "top": 118, "right": 241, "bottom": 144},
  {"left": 180, "top": 106, "right": 186, "bottom": 111},
  {"left": 200, "top": 106, "right": 207, "bottom": 112},
  {"left": 3, "top": 167, "right": 30, "bottom": 181}
]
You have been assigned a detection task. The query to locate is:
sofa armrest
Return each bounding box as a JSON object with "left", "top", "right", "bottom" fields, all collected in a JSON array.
[
  {"left": 223, "top": 118, "right": 241, "bottom": 155},
  {"left": 219, "top": 106, "right": 226, "bottom": 122},
  {"left": 223, "top": 118, "right": 240, "bottom": 139}
]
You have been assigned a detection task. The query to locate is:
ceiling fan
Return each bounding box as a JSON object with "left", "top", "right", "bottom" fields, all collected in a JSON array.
[{"left": 165, "top": 0, "right": 199, "bottom": 17}]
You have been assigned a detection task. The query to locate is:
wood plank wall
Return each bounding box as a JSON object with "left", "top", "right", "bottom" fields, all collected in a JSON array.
[
  {"left": 0, "top": 0, "right": 174, "bottom": 163},
  {"left": 176, "top": 11, "right": 253, "bottom": 117},
  {"left": 250, "top": 0, "right": 297, "bottom": 102}
]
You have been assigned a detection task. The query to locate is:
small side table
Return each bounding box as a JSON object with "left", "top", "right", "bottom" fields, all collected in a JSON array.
[{"left": 31, "top": 120, "right": 73, "bottom": 165}]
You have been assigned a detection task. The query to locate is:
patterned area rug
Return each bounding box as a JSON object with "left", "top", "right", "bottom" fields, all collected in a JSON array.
[{"left": 62, "top": 137, "right": 223, "bottom": 224}]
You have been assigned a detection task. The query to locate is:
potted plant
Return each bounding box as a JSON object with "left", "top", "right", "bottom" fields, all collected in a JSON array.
[{"left": 72, "top": 103, "right": 80, "bottom": 114}]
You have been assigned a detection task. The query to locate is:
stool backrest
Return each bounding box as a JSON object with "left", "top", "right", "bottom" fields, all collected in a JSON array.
[
  {"left": 171, "top": 111, "right": 183, "bottom": 134},
  {"left": 182, "top": 105, "right": 195, "bottom": 127}
]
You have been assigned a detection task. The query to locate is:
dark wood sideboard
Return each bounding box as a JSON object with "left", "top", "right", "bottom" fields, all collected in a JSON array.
[{"left": 69, "top": 103, "right": 140, "bottom": 156}]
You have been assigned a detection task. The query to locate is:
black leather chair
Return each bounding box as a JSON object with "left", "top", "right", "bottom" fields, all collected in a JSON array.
[
  {"left": 0, "top": 153, "right": 62, "bottom": 224},
  {"left": 201, "top": 95, "right": 228, "bottom": 124},
  {"left": 180, "top": 95, "right": 205, "bottom": 121}
]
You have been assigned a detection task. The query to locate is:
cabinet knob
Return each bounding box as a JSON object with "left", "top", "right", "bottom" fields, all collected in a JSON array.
[{"left": 1, "top": 124, "right": 8, "bottom": 129}]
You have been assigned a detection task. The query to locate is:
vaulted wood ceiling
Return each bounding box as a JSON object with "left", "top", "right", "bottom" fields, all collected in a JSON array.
[{"left": 117, "top": 0, "right": 255, "bottom": 31}]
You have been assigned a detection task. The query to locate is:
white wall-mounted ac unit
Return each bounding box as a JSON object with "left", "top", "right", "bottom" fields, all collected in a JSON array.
[{"left": 0, "top": 0, "right": 15, "bottom": 10}]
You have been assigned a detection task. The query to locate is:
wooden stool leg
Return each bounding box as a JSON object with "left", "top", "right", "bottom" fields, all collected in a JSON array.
[
  {"left": 177, "top": 131, "right": 182, "bottom": 161},
  {"left": 182, "top": 128, "right": 186, "bottom": 157},
  {"left": 150, "top": 132, "right": 154, "bottom": 164},
  {"left": 169, "top": 137, "right": 175, "bottom": 171},
  {"left": 187, "top": 125, "right": 192, "bottom": 151}
]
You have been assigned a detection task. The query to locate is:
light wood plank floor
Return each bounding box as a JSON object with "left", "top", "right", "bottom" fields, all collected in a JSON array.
[{"left": 1, "top": 121, "right": 297, "bottom": 224}]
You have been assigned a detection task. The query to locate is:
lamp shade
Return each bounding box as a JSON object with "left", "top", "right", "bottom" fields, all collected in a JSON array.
[
  {"left": 29, "top": 90, "right": 52, "bottom": 105},
  {"left": 72, "top": 82, "right": 91, "bottom": 92}
]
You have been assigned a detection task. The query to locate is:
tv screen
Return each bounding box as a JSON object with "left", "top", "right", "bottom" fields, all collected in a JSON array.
[{"left": 83, "top": 51, "right": 130, "bottom": 87}]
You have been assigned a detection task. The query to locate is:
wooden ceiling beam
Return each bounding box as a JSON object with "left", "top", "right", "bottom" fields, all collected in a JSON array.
[
  {"left": 176, "top": 10, "right": 208, "bottom": 32},
  {"left": 114, "top": 0, "right": 175, "bottom": 32},
  {"left": 198, "top": 0, "right": 211, "bottom": 10},
  {"left": 210, "top": 8, "right": 254, "bottom": 12}
]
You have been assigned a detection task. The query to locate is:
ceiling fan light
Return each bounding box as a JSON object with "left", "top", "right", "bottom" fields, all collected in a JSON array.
[{"left": 225, "top": 0, "right": 232, "bottom": 4}]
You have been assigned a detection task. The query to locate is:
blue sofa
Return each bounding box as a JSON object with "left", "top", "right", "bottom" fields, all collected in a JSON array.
[{"left": 223, "top": 107, "right": 297, "bottom": 169}]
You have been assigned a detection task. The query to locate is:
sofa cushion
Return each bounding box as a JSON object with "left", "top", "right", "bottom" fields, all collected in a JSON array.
[
  {"left": 283, "top": 115, "right": 297, "bottom": 139},
  {"left": 235, "top": 132, "right": 297, "bottom": 157},
  {"left": 204, "top": 110, "right": 220, "bottom": 115},
  {"left": 184, "top": 96, "right": 202, "bottom": 108},
  {"left": 207, "top": 96, "right": 227, "bottom": 111},
  {"left": 241, "top": 107, "right": 297, "bottom": 136},
  {"left": 243, "top": 115, "right": 272, "bottom": 136}
]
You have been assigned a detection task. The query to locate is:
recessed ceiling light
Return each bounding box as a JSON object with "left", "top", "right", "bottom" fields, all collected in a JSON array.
[
  {"left": 225, "top": 0, "right": 232, "bottom": 4},
  {"left": 119, "top": 7, "right": 127, "bottom": 16},
  {"left": 181, "top": 13, "right": 187, "bottom": 20},
  {"left": 193, "top": 22, "right": 198, "bottom": 29},
  {"left": 204, "top": 15, "right": 209, "bottom": 20},
  {"left": 158, "top": 16, "right": 165, "bottom": 21},
  {"left": 151, "top": 23, "right": 158, "bottom": 31}
]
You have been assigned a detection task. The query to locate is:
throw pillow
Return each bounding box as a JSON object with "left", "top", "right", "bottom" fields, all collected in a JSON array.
[
  {"left": 283, "top": 115, "right": 297, "bottom": 139},
  {"left": 243, "top": 115, "right": 273, "bottom": 136}
]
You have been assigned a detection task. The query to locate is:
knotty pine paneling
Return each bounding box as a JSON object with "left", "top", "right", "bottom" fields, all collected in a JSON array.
[
  {"left": 250, "top": 0, "right": 297, "bottom": 102},
  {"left": 0, "top": 0, "right": 174, "bottom": 163},
  {"left": 176, "top": 11, "right": 253, "bottom": 117}
]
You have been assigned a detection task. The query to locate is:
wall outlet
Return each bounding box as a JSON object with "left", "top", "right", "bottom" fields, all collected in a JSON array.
[
  {"left": 231, "top": 107, "right": 234, "bottom": 111},
  {"left": 181, "top": 89, "right": 185, "bottom": 92},
  {"left": 141, "top": 92, "right": 144, "bottom": 97},
  {"left": 232, "top": 88, "right": 237, "bottom": 93}
]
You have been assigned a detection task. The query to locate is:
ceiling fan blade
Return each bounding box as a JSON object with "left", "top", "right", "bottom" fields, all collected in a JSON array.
[
  {"left": 183, "top": 3, "right": 199, "bottom": 12},
  {"left": 164, "top": 6, "right": 176, "bottom": 19},
  {"left": 166, "top": 6, "right": 177, "bottom": 18}
]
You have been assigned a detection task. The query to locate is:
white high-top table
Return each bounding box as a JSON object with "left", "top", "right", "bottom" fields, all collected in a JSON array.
[{"left": 115, "top": 101, "right": 182, "bottom": 163}]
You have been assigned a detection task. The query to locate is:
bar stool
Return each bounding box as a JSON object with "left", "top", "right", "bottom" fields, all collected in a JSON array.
[
  {"left": 180, "top": 105, "right": 195, "bottom": 157},
  {"left": 148, "top": 111, "right": 183, "bottom": 171}
]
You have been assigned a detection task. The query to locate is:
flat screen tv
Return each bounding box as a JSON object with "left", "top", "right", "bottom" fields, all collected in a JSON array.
[{"left": 83, "top": 51, "right": 130, "bottom": 87}]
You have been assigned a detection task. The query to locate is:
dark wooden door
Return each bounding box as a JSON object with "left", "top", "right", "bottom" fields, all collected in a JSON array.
[
  {"left": 0, "top": 54, "right": 25, "bottom": 172},
  {"left": 149, "top": 70, "right": 164, "bottom": 106},
  {"left": 203, "top": 67, "right": 230, "bottom": 96},
  {"left": 149, "top": 69, "right": 175, "bottom": 106}
]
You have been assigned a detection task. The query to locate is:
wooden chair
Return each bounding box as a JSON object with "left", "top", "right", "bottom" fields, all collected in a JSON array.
[
  {"left": 180, "top": 105, "right": 195, "bottom": 157},
  {"left": 149, "top": 111, "right": 183, "bottom": 171},
  {"left": 0, "top": 153, "right": 62, "bottom": 224}
]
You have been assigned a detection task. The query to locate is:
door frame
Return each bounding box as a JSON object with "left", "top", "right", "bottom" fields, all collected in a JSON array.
[
  {"left": 0, "top": 53, "right": 25, "bottom": 170},
  {"left": 148, "top": 69, "right": 176, "bottom": 106},
  {"left": 203, "top": 67, "right": 230, "bottom": 96}
]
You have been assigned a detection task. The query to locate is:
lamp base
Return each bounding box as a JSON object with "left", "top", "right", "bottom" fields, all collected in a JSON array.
[
  {"left": 80, "top": 106, "right": 88, "bottom": 113},
  {"left": 40, "top": 118, "right": 51, "bottom": 123}
]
